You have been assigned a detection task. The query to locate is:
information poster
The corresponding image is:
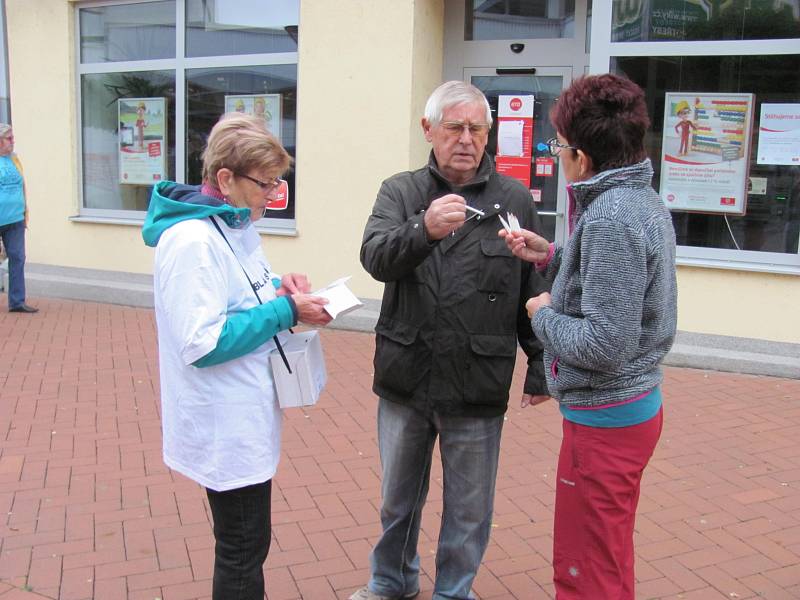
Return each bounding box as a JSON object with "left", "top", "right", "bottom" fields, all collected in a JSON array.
[
  {"left": 224, "top": 94, "right": 282, "bottom": 141},
  {"left": 756, "top": 104, "right": 800, "bottom": 165},
  {"left": 495, "top": 95, "right": 534, "bottom": 188},
  {"left": 660, "top": 92, "right": 754, "bottom": 215},
  {"left": 118, "top": 97, "right": 166, "bottom": 185}
]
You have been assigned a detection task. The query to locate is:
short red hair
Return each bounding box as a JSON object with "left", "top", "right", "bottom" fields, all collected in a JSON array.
[{"left": 551, "top": 74, "right": 650, "bottom": 172}]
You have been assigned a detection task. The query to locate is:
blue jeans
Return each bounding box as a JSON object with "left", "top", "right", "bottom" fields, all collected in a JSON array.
[
  {"left": 369, "top": 398, "right": 503, "bottom": 600},
  {"left": 0, "top": 220, "right": 26, "bottom": 309},
  {"left": 206, "top": 480, "right": 272, "bottom": 600}
]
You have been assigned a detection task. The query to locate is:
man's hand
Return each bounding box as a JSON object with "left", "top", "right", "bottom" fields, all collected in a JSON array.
[
  {"left": 423, "top": 194, "right": 466, "bottom": 240},
  {"left": 525, "top": 292, "right": 552, "bottom": 319},
  {"left": 498, "top": 228, "right": 550, "bottom": 264},
  {"left": 277, "top": 273, "right": 311, "bottom": 296},
  {"left": 521, "top": 394, "right": 551, "bottom": 408},
  {"left": 292, "top": 294, "right": 332, "bottom": 326}
]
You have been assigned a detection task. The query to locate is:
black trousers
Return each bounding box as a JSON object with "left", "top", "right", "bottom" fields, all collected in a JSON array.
[{"left": 206, "top": 480, "right": 272, "bottom": 600}]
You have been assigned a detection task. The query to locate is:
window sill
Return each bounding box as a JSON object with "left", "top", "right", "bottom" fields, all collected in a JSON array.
[
  {"left": 677, "top": 256, "right": 800, "bottom": 276},
  {"left": 69, "top": 214, "right": 298, "bottom": 237}
]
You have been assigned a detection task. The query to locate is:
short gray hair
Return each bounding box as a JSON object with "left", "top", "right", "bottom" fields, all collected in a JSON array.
[
  {"left": 424, "top": 81, "right": 492, "bottom": 126},
  {"left": 0, "top": 123, "right": 11, "bottom": 138}
]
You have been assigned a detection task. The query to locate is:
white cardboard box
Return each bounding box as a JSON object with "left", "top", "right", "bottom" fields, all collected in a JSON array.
[{"left": 270, "top": 331, "right": 327, "bottom": 408}]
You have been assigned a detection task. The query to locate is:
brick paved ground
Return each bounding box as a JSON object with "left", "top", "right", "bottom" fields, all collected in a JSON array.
[{"left": 1, "top": 296, "right": 800, "bottom": 600}]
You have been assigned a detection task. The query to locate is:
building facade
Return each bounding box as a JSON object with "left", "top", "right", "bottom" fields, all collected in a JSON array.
[{"left": 5, "top": 0, "right": 800, "bottom": 344}]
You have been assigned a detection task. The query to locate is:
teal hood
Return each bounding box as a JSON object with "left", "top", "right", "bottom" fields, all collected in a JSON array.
[{"left": 142, "top": 181, "right": 252, "bottom": 247}]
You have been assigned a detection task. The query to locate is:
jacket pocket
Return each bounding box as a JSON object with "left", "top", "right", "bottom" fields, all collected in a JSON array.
[
  {"left": 374, "top": 318, "right": 428, "bottom": 397},
  {"left": 477, "top": 238, "right": 514, "bottom": 292},
  {"left": 549, "top": 356, "right": 592, "bottom": 392},
  {"left": 463, "top": 333, "right": 517, "bottom": 405}
]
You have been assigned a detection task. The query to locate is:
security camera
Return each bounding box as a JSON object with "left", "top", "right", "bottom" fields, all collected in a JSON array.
[{"left": 510, "top": 43, "right": 524, "bottom": 54}]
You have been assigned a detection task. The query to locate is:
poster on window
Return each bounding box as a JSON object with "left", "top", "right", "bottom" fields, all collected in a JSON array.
[
  {"left": 224, "top": 94, "right": 282, "bottom": 141},
  {"left": 659, "top": 92, "right": 754, "bottom": 215},
  {"left": 118, "top": 97, "right": 167, "bottom": 185},
  {"left": 495, "top": 95, "right": 534, "bottom": 188},
  {"left": 756, "top": 104, "right": 800, "bottom": 166}
]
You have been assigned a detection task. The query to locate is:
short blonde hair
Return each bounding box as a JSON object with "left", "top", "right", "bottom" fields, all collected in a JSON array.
[
  {"left": 201, "top": 113, "right": 291, "bottom": 187},
  {"left": 0, "top": 123, "right": 11, "bottom": 138}
]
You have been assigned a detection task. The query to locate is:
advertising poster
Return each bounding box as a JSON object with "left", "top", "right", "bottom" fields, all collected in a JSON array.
[
  {"left": 756, "top": 104, "right": 800, "bottom": 166},
  {"left": 659, "top": 92, "right": 754, "bottom": 215},
  {"left": 118, "top": 97, "right": 166, "bottom": 185},
  {"left": 224, "top": 94, "right": 282, "bottom": 141},
  {"left": 495, "top": 95, "right": 534, "bottom": 188}
]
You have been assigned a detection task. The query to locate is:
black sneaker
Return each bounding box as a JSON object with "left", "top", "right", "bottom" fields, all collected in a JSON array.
[{"left": 9, "top": 304, "right": 38, "bottom": 313}]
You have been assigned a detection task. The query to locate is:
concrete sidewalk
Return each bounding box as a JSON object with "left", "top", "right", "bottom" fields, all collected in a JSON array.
[{"left": 1, "top": 296, "right": 799, "bottom": 599}]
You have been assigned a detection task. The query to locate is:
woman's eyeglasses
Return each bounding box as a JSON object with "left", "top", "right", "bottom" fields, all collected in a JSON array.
[
  {"left": 236, "top": 173, "right": 282, "bottom": 191},
  {"left": 537, "top": 137, "right": 578, "bottom": 156}
]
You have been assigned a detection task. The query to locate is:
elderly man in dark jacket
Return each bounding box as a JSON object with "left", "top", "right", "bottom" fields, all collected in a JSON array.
[{"left": 350, "top": 81, "right": 548, "bottom": 600}]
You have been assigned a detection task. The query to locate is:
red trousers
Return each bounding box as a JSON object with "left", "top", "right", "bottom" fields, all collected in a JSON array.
[{"left": 553, "top": 408, "right": 663, "bottom": 599}]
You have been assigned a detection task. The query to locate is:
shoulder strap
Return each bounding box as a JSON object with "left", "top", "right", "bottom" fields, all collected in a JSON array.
[{"left": 209, "top": 216, "right": 292, "bottom": 373}]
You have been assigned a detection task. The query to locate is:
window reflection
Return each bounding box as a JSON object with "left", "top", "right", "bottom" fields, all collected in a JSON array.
[
  {"left": 186, "top": 0, "right": 299, "bottom": 57},
  {"left": 79, "top": 1, "right": 176, "bottom": 62},
  {"left": 613, "top": 54, "right": 800, "bottom": 254},
  {"left": 612, "top": 0, "right": 800, "bottom": 43},
  {"left": 466, "top": 0, "right": 576, "bottom": 40},
  {"left": 81, "top": 71, "right": 176, "bottom": 211}
]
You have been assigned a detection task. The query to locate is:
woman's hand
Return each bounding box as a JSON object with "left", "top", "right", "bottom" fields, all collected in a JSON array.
[
  {"left": 498, "top": 228, "right": 550, "bottom": 264},
  {"left": 525, "top": 292, "right": 552, "bottom": 319},
  {"left": 277, "top": 273, "right": 311, "bottom": 296},
  {"left": 521, "top": 394, "right": 551, "bottom": 408},
  {"left": 292, "top": 294, "right": 333, "bottom": 326}
]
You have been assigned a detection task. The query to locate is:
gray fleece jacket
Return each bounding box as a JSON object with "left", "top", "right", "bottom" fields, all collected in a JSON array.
[{"left": 533, "top": 159, "right": 677, "bottom": 408}]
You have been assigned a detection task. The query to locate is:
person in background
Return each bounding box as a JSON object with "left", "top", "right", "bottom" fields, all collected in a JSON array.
[
  {"left": 351, "top": 81, "right": 548, "bottom": 600},
  {"left": 500, "top": 73, "right": 677, "bottom": 599},
  {"left": 0, "top": 123, "right": 37, "bottom": 313},
  {"left": 142, "top": 113, "right": 331, "bottom": 600}
]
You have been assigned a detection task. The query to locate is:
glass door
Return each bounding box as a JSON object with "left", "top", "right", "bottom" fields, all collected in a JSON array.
[{"left": 465, "top": 67, "right": 572, "bottom": 245}]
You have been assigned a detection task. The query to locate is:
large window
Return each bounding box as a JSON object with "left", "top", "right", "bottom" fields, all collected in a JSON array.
[
  {"left": 186, "top": 65, "right": 298, "bottom": 219},
  {"left": 589, "top": 2, "right": 800, "bottom": 274},
  {"left": 614, "top": 54, "right": 800, "bottom": 257},
  {"left": 76, "top": 0, "right": 299, "bottom": 232},
  {"left": 611, "top": 0, "right": 800, "bottom": 43}
]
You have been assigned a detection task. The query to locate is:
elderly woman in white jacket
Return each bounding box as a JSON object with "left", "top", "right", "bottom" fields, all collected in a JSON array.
[{"left": 143, "top": 113, "right": 331, "bottom": 600}]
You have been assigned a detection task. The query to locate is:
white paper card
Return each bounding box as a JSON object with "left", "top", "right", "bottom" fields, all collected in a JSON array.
[
  {"left": 314, "top": 276, "right": 363, "bottom": 319},
  {"left": 498, "top": 212, "right": 521, "bottom": 233},
  {"left": 497, "top": 119, "right": 524, "bottom": 157}
]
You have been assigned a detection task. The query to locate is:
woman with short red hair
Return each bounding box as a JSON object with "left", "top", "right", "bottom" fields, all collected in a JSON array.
[{"left": 501, "top": 73, "right": 677, "bottom": 599}]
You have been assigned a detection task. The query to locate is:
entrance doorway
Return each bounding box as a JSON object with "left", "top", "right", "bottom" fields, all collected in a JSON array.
[
  {"left": 444, "top": 0, "right": 591, "bottom": 245},
  {"left": 466, "top": 67, "right": 571, "bottom": 243}
]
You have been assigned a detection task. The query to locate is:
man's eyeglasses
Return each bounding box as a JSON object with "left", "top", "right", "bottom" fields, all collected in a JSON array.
[
  {"left": 236, "top": 173, "right": 282, "bottom": 191},
  {"left": 537, "top": 137, "right": 577, "bottom": 157},
  {"left": 439, "top": 121, "right": 491, "bottom": 137}
]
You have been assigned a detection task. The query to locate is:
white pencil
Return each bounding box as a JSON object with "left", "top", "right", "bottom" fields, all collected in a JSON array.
[{"left": 465, "top": 205, "right": 485, "bottom": 217}]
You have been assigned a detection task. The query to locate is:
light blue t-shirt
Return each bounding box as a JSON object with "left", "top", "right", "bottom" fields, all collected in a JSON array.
[
  {"left": 560, "top": 386, "right": 662, "bottom": 428},
  {"left": 0, "top": 155, "right": 25, "bottom": 226}
]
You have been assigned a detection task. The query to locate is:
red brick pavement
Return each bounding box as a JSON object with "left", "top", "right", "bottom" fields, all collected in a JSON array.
[{"left": 1, "top": 296, "right": 800, "bottom": 599}]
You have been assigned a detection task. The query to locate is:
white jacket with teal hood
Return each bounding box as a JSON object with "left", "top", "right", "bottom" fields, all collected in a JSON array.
[{"left": 143, "top": 181, "right": 296, "bottom": 491}]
